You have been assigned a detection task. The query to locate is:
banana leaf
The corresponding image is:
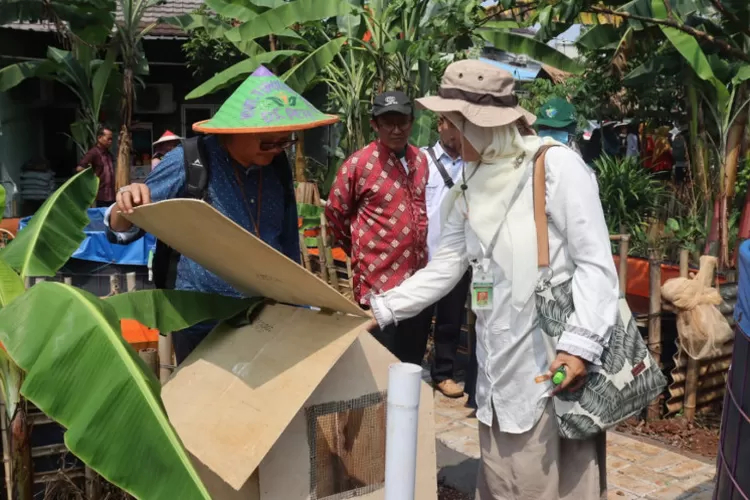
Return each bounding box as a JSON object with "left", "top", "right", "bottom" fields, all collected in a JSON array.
[
  {"left": 0, "top": 59, "right": 54, "bottom": 92},
  {"left": 478, "top": 30, "right": 584, "bottom": 75},
  {"left": 104, "top": 290, "right": 261, "bottom": 332},
  {"left": 282, "top": 37, "right": 347, "bottom": 93},
  {"left": 0, "top": 283, "right": 258, "bottom": 499},
  {"left": 204, "top": 0, "right": 260, "bottom": 22},
  {"left": 0, "top": 258, "right": 26, "bottom": 418},
  {"left": 186, "top": 50, "right": 303, "bottom": 99},
  {"left": 0, "top": 169, "right": 97, "bottom": 279},
  {"left": 229, "top": 0, "right": 357, "bottom": 44}
]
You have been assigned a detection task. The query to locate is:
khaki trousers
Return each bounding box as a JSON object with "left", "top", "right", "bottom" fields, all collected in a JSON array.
[{"left": 475, "top": 402, "right": 607, "bottom": 500}]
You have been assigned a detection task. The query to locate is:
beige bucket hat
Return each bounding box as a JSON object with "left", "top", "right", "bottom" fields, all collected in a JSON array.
[{"left": 417, "top": 59, "right": 536, "bottom": 128}]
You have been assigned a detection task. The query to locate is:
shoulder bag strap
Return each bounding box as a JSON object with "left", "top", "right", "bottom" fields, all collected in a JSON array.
[
  {"left": 533, "top": 145, "right": 555, "bottom": 268},
  {"left": 426, "top": 147, "right": 454, "bottom": 188}
]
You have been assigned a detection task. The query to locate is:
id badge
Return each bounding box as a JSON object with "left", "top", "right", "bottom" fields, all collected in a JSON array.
[{"left": 471, "top": 260, "right": 494, "bottom": 311}]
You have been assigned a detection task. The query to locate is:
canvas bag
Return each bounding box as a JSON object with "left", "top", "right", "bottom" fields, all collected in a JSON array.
[{"left": 532, "top": 146, "right": 667, "bottom": 440}]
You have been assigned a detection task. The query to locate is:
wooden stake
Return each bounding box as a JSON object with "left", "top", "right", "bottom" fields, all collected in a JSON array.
[
  {"left": 299, "top": 234, "right": 312, "bottom": 272},
  {"left": 647, "top": 248, "right": 663, "bottom": 421},
  {"left": 678, "top": 249, "right": 700, "bottom": 421}
]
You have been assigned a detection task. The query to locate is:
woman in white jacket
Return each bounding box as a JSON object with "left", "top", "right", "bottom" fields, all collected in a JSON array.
[{"left": 368, "top": 61, "right": 618, "bottom": 499}]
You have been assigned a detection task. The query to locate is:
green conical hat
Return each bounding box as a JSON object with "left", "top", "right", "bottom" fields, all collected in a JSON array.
[{"left": 193, "top": 66, "right": 338, "bottom": 134}]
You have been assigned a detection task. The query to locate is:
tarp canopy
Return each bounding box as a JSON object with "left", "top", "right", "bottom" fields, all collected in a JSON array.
[{"left": 19, "top": 207, "right": 155, "bottom": 266}]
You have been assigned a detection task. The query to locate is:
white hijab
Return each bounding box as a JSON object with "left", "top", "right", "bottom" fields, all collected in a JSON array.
[{"left": 440, "top": 112, "right": 559, "bottom": 314}]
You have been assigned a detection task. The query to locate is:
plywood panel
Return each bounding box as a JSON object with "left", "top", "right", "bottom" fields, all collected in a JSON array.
[{"left": 126, "top": 199, "right": 364, "bottom": 316}]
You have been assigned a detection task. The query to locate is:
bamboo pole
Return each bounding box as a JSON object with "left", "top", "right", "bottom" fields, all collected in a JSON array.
[
  {"left": 679, "top": 249, "right": 700, "bottom": 422},
  {"left": 0, "top": 403, "right": 12, "bottom": 500},
  {"left": 125, "top": 272, "right": 136, "bottom": 292},
  {"left": 618, "top": 234, "right": 629, "bottom": 296},
  {"left": 158, "top": 334, "right": 173, "bottom": 384},
  {"left": 647, "top": 248, "right": 663, "bottom": 420},
  {"left": 299, "top": 234, "right": 312, "bottom": 272}
]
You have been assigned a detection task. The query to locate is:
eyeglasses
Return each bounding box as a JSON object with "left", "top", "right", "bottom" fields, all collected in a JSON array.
[
  {"left": 260, "top": 135, "right": 296, "bottom": 151},
  {"left": 376, "top": 118, "right": 412, "bottom": 132}
]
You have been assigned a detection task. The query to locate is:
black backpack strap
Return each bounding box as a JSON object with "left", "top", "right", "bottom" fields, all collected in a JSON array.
[
  {"left": 274, "top": 151, "right": 295, "bottom": 207},
  {"left": 182, "top": 136, "right": 209, "bottom": 199},
  {"left": 426, "top": 146, "right": 454, "bottom": 189}
]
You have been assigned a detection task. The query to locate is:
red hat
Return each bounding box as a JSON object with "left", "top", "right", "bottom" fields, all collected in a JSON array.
[{"left": 153, "top": 130, "right": 182, "bottom": 146}]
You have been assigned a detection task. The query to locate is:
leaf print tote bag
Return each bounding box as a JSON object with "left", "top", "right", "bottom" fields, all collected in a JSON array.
[{"left": 532, "top": 146, "right": 667, "bottom": 440}]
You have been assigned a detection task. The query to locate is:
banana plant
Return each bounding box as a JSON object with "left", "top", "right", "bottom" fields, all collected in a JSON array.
[
  {"left": 0, "top": 169, "right": 264, "bottom": 499},
  {"left": 0, "top": 46, "right": 119, "bottom": 157}
]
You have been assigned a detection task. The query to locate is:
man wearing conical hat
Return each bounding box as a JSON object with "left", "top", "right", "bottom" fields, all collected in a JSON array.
[
  {"left": 105, "top": 66, "right": 338, "bottom": 363},
  {"left": 151, "top": 130, "right": 182, "bottom": 170}
]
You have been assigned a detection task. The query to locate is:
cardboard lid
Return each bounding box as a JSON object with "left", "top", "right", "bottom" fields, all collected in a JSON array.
[
  {"left": 126, "top": 199, "right": 364, "bottom": 317},
  {"left": 192, "top": 66, "right": 339, "bottom": 134}
]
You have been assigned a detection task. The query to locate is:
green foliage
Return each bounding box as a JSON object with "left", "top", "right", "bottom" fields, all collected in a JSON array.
[
  {"left": 664, "top": 215, "right": 707, "bottom": 254},
  {"left": 0, "top": 46, "right": 119, "bottom": 155},
  {"left": 592, "top": 155, "right": 668, "bottom": 236},
  {"left": 182, "top": 5, "right": 246, "bottom": 79},
  {"left": 0, "top": 158, "right": 263, "bottom": 498}
]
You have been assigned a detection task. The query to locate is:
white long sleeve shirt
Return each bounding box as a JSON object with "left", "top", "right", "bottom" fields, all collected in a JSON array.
[
  {"left": 370, "top": 147, "right": 619, "bottom": 433},
  {"left": 422, "top": 142, "right": 464, "bottom": 260}
]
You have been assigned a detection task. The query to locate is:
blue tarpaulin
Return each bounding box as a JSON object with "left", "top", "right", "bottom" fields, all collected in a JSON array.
[
  {"left": 735, "top": 240, "right": 750, "bottom": 336},
  {"left": 479, "top": 57, "right": 540, "bottom": 81},
  {"left": 18, "top": 207, "right": 154, "bottom": 266}
]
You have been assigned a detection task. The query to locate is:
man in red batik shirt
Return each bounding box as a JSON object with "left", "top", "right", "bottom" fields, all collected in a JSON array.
[{"left": 326, "top": 91, "right": 432, "bottom": 365}]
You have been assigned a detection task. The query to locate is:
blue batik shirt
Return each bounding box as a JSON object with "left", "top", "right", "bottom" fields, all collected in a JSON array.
[{"left": 105, "top": 134, "right": 300, "bottom": 298}]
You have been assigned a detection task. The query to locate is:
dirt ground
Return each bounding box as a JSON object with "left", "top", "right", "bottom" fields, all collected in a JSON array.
[
  {"left": 438, "top": 483, "right": 473, "bottom": 500},
  {"left": 616, "top": 410, "right": 721, "bottom": 458}
]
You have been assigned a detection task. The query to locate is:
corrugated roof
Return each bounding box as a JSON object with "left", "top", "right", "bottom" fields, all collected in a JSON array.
[
  {"left": 134, "top": 0, "right": 203, "bottom": 36},
  {"left": 3, "top": 0, "right": 203, "bottom": 37}
]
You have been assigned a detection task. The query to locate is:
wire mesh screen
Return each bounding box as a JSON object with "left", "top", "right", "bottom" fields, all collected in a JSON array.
[
  {"left": 305, "top": 392, "right": 387, "bottom": 500},
  {"left": 715, "top": 326, "right": 750, "bottom": 500}
]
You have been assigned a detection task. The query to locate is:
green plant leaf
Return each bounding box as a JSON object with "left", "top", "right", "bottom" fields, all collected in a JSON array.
[
  {"left": 0, "top": 169, "right": 98, "bottom": 279},
  {"left": 666, "top": 218, "right": 680, "bottom": 233},
  {"left": 0, "top": 60, "right": 54, "bottom": 92},
  {"left": 186, "top": 50, "right": 303, "bottom": 99},
  {"left": 732, "top": 65, "right": 750, "bottom": 86},
  {"left": 650, "top": 0, "right": 729, "bottom": 108},
  {"left": 104, "top": 290, "right": 260, "bottom": 332},
  {"left": 478, "top": 30, "right": 584, "bottom": 74},
  {"left": 0, "top": 281, "right": 211, "bottom": 499},
  {"left": 91, "top": 48, "right": 117, "bottom": 119},
  {"left": 204, "top": 0, "right": 258, "bottom": 22},
  {"left": 576, "top": 25, "right": 626, "bottom": 51},
  {"left": 282, "top": 37, "right": 347, "bottom": 93},
  {"left": 228, "top": 0, "right": 357, "bottom": 45}
]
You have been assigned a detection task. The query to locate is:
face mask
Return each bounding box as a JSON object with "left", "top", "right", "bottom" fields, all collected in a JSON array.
[{"left": 538, "top": 129, "right": 570, "bottom": 144}]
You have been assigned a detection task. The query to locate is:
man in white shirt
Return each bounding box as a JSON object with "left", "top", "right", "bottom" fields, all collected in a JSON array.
[{"left": 423, "top": 115, "right": 473, "bottom": 399}]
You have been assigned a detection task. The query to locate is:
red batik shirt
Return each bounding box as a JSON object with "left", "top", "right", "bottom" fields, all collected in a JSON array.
[{"left": 325, "top": 141, "right": 429, "bottom": 305}]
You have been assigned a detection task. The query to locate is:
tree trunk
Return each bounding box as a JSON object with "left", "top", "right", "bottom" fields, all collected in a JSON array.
[
  {"left": 704, "top": 198, "right": 721, "bottom": 257},
  {"left": 687, "top": 85, "right": 709, "bottom": 202},
  {"left": 9, "top": 405, "right": 32, "bottom": 500},
  {"left": 295, "top": 133, "right": 306, "bottom": 182},
  {"left": 720, "top": 84, "right": 749, "bottom": 267},
  {"left": 116, "top": 67, "right": 134, "bottom": 190}
]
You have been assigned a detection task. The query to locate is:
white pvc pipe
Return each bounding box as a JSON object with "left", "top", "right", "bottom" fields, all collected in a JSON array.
[{"left": 385, "top": 362, "right": 423, "bottom": 500}]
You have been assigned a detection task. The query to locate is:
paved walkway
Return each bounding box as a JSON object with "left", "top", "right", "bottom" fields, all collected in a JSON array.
[{"left": 431, "top": 387, "right": 717, "bottom": 500}]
